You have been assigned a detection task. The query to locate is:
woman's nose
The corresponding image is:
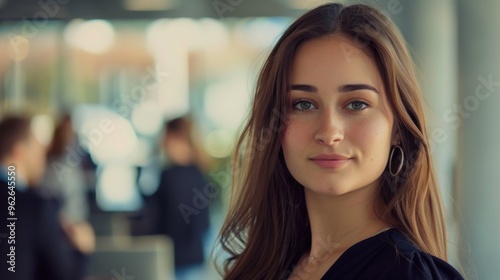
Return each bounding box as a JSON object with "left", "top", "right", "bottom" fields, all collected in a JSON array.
[{"left": 314, "top": 110, "right": 344, "bottom": 145}]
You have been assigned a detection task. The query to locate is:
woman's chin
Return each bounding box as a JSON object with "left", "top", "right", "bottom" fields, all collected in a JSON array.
[{"left": 303, "top": 184, "right": 354, "bottom": 197}]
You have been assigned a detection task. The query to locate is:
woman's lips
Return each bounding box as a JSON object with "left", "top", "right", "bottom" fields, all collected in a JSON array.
[{"left": 309, "top": 154, "right": 351, "bottom": 168}]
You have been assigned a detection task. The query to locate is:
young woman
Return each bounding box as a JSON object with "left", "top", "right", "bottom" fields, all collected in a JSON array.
[{"left": 217, "top": 3, "right": 464, "bottom": 280}]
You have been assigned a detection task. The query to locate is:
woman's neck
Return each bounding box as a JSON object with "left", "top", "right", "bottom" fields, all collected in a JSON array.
[{"left": 304, "top": 181, "right": 391, "bottom": 260}]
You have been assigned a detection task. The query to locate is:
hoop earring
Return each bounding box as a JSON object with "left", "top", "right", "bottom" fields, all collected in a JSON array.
[{"left": 389, "top": 145, "right": 404, "bottom": 177}]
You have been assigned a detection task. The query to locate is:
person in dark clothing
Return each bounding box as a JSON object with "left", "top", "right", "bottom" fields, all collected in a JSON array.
[
  {"left": 0, "top": 115, "right": 94, "bottom": 280},
  {"left": 154, "top": 116, "right": 210, "bottom": 280}
]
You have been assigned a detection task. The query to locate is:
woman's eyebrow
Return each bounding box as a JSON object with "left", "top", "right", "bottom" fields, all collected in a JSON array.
[
  {"left": 290, "top": 84, "right": 318, "bottom": 92},
  {"left": 290, "top": 83, "right": 379, "bottom": 94},
  {"left": 339, "top": 84, "right": 380, "bottom": 94}
]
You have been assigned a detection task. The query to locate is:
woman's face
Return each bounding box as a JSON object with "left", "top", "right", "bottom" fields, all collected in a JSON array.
[{"left": 282, "top": 34, "right": 398, "bottom": 196}]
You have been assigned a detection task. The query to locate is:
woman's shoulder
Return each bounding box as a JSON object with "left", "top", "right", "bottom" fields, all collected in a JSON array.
[
  {"left": 321, "top": 228, "right": 464, "bottom": 280},
  {"left": 372, "top": 229, "right": 464, "bottom": 280}
]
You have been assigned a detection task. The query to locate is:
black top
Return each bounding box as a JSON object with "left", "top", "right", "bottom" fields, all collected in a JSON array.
[
  {"left": 153, "top": 164, "right": 210, "bottom": 268},
  {"left": 320, "top": 228, "right": 464, "bottom": 280},
  {"left": 0, "top": 177, "right": 88, "bottom": 280}
]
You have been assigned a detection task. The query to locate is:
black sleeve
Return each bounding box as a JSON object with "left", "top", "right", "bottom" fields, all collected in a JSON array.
[{"left": 35, "top": 198, "right": 89, "bottom": 280}]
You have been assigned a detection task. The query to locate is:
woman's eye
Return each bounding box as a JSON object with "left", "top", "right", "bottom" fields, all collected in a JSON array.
[
  {"left": 292, "top": 100, "right": 316, "bottom": 111},
  {"left": 346, "top": 101, "right": 369, "bottom": 111}
]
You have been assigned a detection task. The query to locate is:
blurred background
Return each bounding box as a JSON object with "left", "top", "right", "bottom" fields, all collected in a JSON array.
[{"left": 0, "top": 0, "right": 499, "bottom": 279}]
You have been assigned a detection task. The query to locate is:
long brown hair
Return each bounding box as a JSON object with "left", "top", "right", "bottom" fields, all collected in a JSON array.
[{"left": 217, "top": 3, "right": 447, "bottom": 279}]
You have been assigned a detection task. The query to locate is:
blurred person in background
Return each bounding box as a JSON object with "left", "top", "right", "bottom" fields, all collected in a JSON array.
[
  {"left": 153, "top": 116, "right": 211, "bottom": 280},
  {"left": 0, "top": 115, "right": 95, "bottom": 280},
  {"left": 41, "top": 113, "right": 89, "bottom": 223}
]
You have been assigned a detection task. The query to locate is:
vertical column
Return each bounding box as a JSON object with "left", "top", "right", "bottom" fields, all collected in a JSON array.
[
  {"left": 457, "top": 1, "right": 500, "bottom": 279},
  {"left": 7, "top": 61, "right": 26, "bottom": 113}
]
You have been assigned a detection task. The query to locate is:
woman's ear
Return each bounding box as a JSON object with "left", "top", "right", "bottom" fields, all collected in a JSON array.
[{"left": 391, "top": 125, "right": 401, "bottom": 146}]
